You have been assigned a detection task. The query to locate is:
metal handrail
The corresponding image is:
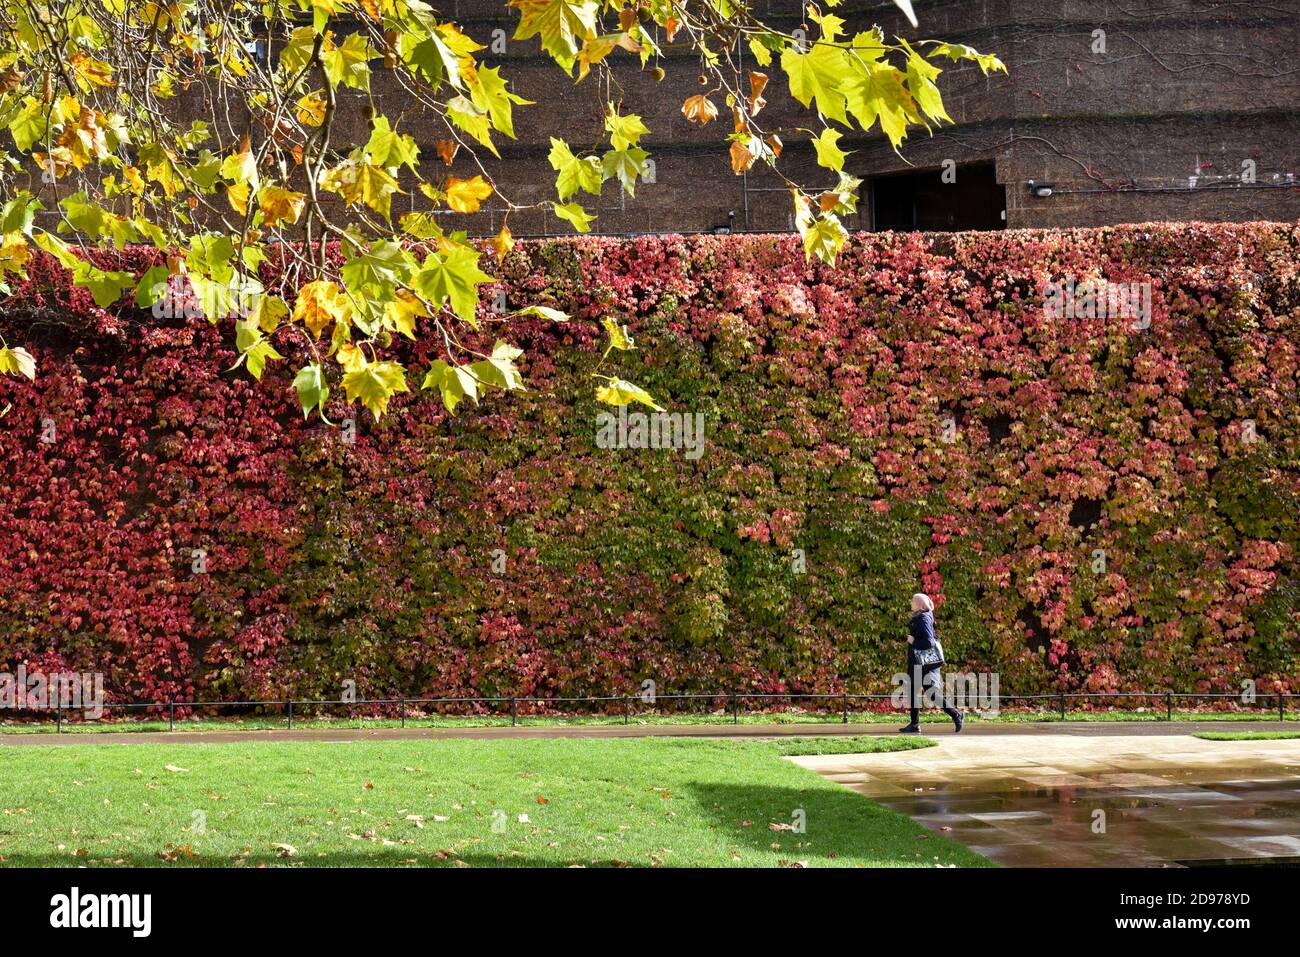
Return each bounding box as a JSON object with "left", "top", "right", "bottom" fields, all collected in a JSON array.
[{"left": 17, "top": 688, "right": 1297, "bottom": 732}]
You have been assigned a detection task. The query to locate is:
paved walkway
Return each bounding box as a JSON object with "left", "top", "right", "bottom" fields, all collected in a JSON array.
[
  {"left": 0, "top": 718, "right": 1293, "bottom": 746},
  {"left": 790, "top": 732, "right": 1300, "bottom": 867}
]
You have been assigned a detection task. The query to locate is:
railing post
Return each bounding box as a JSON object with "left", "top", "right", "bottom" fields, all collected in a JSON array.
[
  {"left": 1166, "top": 692, "right": 1172, "bottom": 722},
  {"left": 511, "top": 697, "right": 516, "bottom": 727},
  {"left": 400, "top": 699, "right": 406, "bottom": 729},
  {"left": 168, "top": 700, "right": 174, "bottom": 732},
  {"left": 623, "top": 695, "right": 629, "bottom": 725},
  {"left": 1059, "top": 692, "right": 1066, "bottom": 721},
  {"left": 287, "top": 698, "right": 293, "bottom": 730},
  {"left": 842, "top": 691, "right": 848, "bottom": 724},
  {"left": 55, "top": 695, "right": 62, "bottom": 734},
  {"left": 731, "top": 693, "right": 738, "bottom": 725},
  {"left": 1281, "top": 693, "right": 1286, "bottom": 723}
]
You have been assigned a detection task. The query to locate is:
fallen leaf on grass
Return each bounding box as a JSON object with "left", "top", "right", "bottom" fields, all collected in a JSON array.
[
  {"left": 160, "top": 843, "right": 196, "bottom": 862},
  {"left": 164, "top": 764, "right": 190, "bottom": 773}
]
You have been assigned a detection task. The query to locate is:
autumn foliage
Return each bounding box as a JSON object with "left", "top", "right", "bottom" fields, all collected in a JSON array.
[{"left": 1, "top": 222, "right": 1297, "bottom": 706}]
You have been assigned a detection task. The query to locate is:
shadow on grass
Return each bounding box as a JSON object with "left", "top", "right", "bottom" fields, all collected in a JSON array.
[
  {"left": 1, "top": 783, "right": 992, "bottom": 869},
  {"left": 683, "top": 781, "right": 992, "bottom": 867}
]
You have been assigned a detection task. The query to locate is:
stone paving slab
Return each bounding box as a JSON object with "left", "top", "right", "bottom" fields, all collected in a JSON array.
[{"left": 789, "top": 733, "right": 1300, "bottom": 867}]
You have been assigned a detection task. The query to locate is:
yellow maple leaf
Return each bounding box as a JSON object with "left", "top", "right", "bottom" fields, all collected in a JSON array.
[
  {"left": 292, "top": 280, "right": 352, "bottom": 339},
  {"left": 335, "top": 342, "right": 367, "bottom": 372},
  {"left": 576, "top": 35, "right": 617, "bottom": 81},
  {"left": 0, "top": 344, "right": 36, "bottom": 379},
  {"left": 296, "top": 92, "right": 327, "bottom": 127},
  {"left": 0, "top": 231, "right": 32, "bottom": 274},
  {"left": 320, "top": 160, "right": 400, "bottom": 217},
  {"left": 490, "top": 224, "right": 514, "bottom": 258},
  {"left": 384, "top": 289, "right": 428, "bottom": 339},
  {"left": 226, "top": 181, "right": 251, "bottom": 216},
  {"left": 221, "top": 135, "right": 259, "bottom": 189},
  {"left": 59, "top": 109, "right": 109, "bottom": 169},
  {"left": 444, "top": 175, "right": 494, "bottom": 213},
  {"left": 68, "top": 52, "right": 114, "bottom": 88},
  {"left": 258, "top": 186, "right": 306, "bottom": 228},
  {"left": 122, "top": 165, "right": 146, "bottom": 195},
  {"left": 343, "top": 360, "right": 409, "bottom": 419}
]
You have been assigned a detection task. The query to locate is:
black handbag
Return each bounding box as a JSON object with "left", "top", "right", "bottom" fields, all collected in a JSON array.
[{"left": 914, "top": 640, "right": 944, "bottom": 667}]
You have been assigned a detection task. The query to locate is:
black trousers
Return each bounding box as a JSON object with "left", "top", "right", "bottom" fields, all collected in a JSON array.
[{"left": 909, "top": 661, "right": 960, "bottom": 725}]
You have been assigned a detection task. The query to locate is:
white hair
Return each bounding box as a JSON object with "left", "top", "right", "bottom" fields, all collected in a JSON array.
[{"left": 911, "top": 593, "right": 934, "bottom": 612}]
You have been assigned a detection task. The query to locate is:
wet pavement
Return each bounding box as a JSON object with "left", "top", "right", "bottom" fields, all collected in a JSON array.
[{"left": 790, "top": 733, "right": 1300, "bottom": 867}]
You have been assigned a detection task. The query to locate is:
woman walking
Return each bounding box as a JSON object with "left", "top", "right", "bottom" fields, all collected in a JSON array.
[{"left": 899, "top": 593, "right": 964, "bottom": 733}]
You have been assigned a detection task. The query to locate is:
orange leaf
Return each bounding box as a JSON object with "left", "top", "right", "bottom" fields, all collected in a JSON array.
[
  {"left": 435, "top": 140, "right": 459, "bottom": 166},
  {"left": 682, "top": 94, "right": 717, "bottom": 126},
  {"left": 536, "top": 795, "right": 549, "bottom": 805},
  {"left": 748, "top": 71, "right": 768, "bottom": 115},
  {"left": 729, "top": 140, "right": 755, "bottom": 174},
  {"left": 767, "top": 133, "right": 783, "bottom": 158},
  {"left": 665, "top": 17, "right": 680, "bottom": 41}
]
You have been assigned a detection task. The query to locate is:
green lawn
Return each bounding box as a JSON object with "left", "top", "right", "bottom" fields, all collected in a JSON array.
[
  {"left": 771, "top": 735, "right": 938, "bottom": 756},
  {"left": 1192, "top": 731, "right": 1300, "bottom": 741},
  {"left": 0, "top": 736, "right": 988, "bottom": 868}
]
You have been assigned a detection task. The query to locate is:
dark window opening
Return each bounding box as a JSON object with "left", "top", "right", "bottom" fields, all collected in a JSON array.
[{"left": 870, "top": 163, "right": 1005, "bottom": 231}]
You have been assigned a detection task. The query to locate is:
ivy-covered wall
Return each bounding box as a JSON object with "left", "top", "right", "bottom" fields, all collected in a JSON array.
[{"left": 1, "top": 223, "right": 1297, "bottom": 705}]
